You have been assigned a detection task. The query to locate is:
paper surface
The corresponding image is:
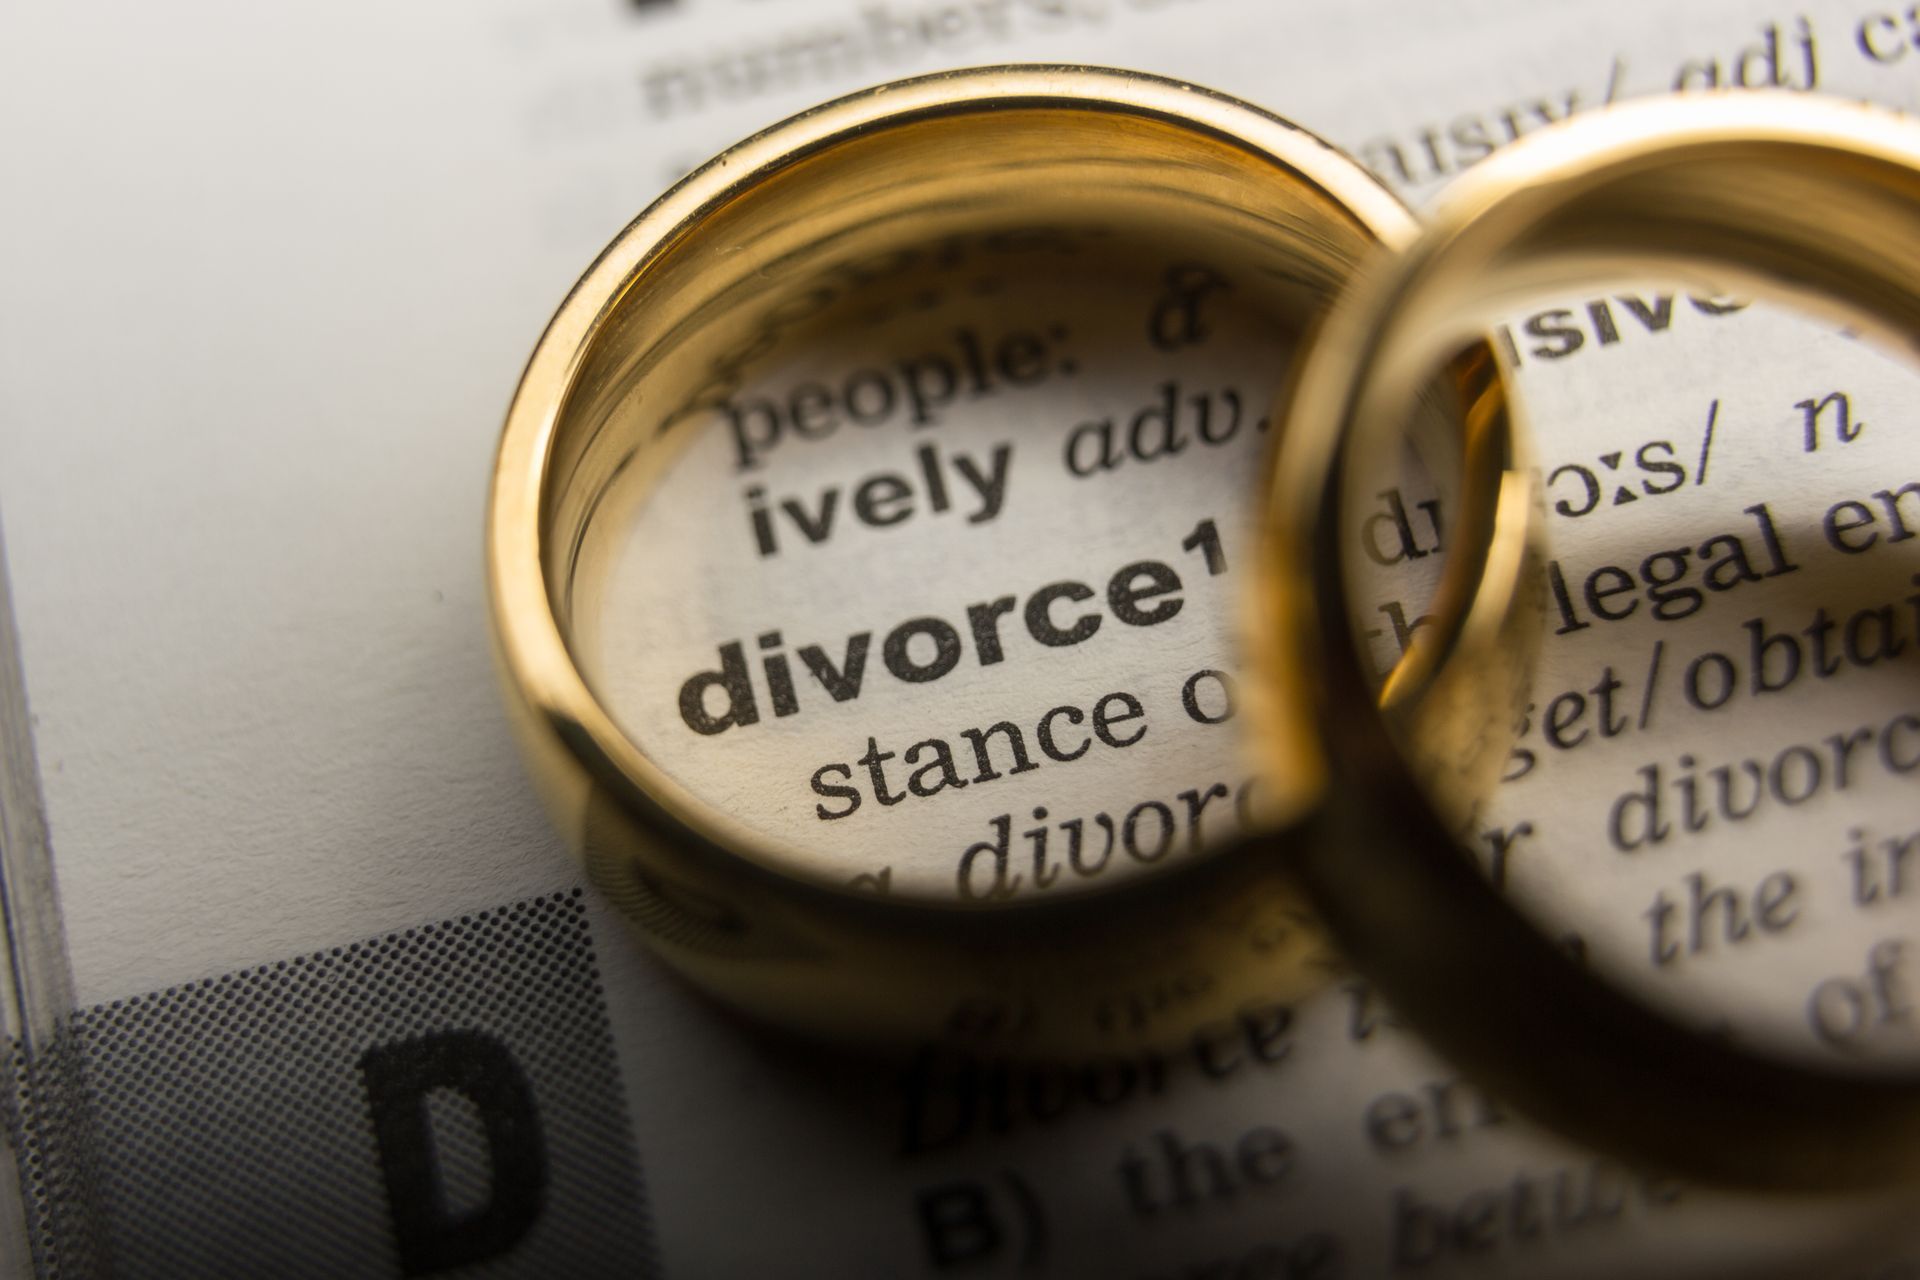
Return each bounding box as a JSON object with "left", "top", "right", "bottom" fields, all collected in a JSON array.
[
  {"left": 4, "top": 1, "right": 1920, "bottom": 1275},
  {"left": 579, "top": 255, "right": 1295, "bottom": 900}
]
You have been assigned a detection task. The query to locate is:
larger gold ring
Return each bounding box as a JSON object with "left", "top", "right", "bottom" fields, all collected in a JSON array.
[
  {"left": 486, "top": 65, "right": 1522, "bottom": 1056},
  {"left": 1267, "top": 92, "right": 1920, "bottom": 1190}
]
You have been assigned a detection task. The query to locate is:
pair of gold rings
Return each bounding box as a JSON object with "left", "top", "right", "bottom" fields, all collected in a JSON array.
[{"left": 487, "top": 66, "right": 1920, "bottom": 1189}]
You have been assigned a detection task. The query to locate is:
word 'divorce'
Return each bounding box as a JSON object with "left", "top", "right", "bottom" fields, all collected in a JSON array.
[{"left": 677, "top": 519, "right": 1228, "bottom": 734}]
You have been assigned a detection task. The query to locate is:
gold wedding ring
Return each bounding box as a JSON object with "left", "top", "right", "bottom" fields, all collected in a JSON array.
[
  {"left": 490, "top": 60, "right": 1920, "bottom": 1189},
  {"left": 1264, "top": 93, "right": 1920, "bottom": 1190},
  {"left": 487, "top": 66, "right": 1522, "bottom": 1057}
]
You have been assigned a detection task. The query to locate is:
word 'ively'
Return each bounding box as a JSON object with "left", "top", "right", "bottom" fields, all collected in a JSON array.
[{"left": 743, "top": 442, "right": 1010, "bottom": 557}]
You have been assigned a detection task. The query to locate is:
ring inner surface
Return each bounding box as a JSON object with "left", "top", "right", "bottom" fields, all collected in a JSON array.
[{"left": 538, "top": 105, "right": 1387, "bottom": 902}]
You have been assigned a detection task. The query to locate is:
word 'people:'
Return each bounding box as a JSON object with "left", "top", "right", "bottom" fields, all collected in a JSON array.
[{"left": 722, "top": 323, "right": 1073, "bottom": 470}]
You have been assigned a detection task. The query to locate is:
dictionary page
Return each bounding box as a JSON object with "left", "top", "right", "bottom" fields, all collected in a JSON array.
[{"left": 3, "top": 2, "right": 1920, "bottom": 1276}]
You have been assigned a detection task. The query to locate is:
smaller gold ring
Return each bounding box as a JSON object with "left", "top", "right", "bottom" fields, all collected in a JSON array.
[{"left": 1266, "top": 92, "right": 1920, "bottom": 1190}]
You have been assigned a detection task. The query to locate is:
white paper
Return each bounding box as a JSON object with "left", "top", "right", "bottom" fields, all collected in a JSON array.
[{"left": 5, "top": 1, "right": 1920, "bottom": 1275}]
